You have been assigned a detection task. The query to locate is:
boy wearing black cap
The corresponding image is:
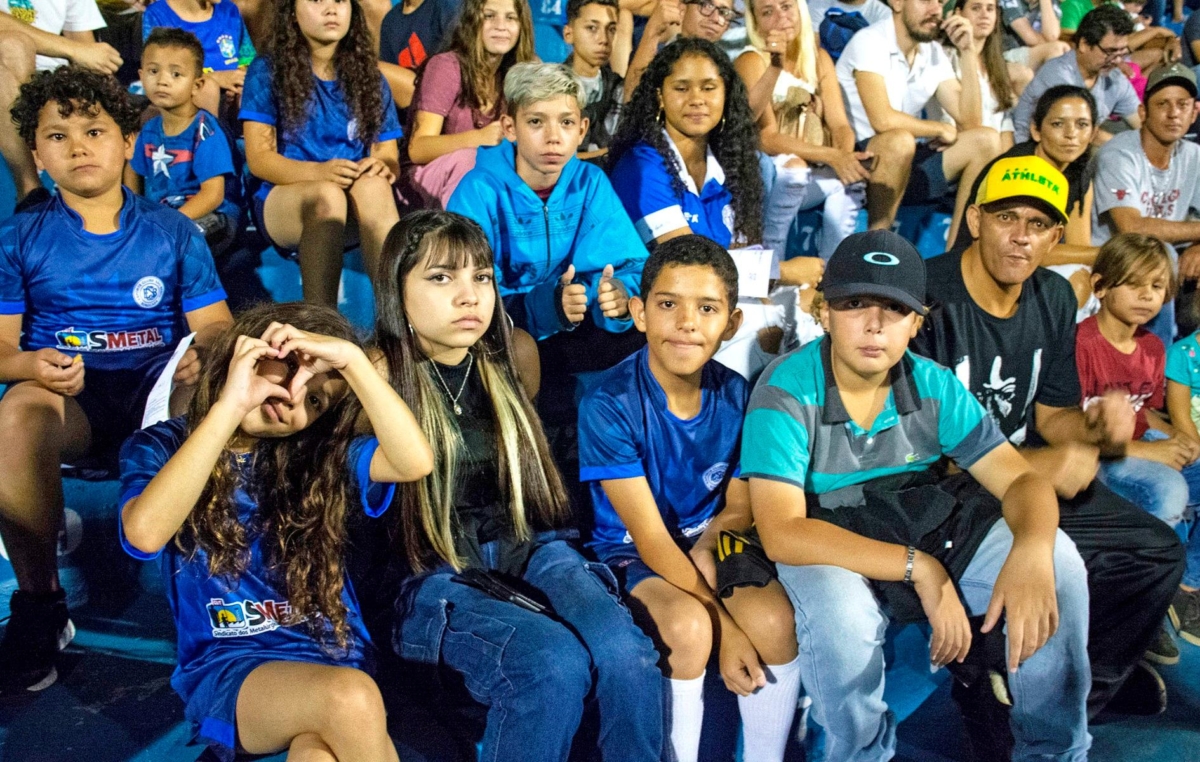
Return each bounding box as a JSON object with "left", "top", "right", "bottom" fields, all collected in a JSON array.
[{"left": 741, "top": 229, "right": 1091, "bottom": 762}]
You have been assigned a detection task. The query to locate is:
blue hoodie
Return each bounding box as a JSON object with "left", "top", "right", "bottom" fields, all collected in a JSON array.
[{"left": 448, "top": 142, "right": 647, "bottom": 340}]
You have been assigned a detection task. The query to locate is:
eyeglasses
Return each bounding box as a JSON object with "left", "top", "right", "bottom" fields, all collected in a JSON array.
[
  {"left": 1094, "top": 42, "right": 1131, "bottom": 59},
  {"left": 683, "top": 0, "right": 741, "bottom": 24}
]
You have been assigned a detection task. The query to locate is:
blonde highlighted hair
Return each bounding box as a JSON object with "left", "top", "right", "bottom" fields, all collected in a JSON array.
[{"left": 373, "top": 211, "right": 568, "bottom": 571}]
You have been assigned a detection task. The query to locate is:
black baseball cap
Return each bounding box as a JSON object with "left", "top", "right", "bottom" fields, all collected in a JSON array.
[{"left": 820, "top": 230, "right": 927, "bottom": 315}]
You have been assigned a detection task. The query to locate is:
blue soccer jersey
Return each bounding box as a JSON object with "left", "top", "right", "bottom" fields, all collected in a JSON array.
[
  {"left": 142, "top": 0, "right": 255, "bottom": 71},
  {"left": 579, "top": 346, "right": 749, "bottom": 552},
  {"left": 131, "top": 110, "right": 241, "bottom": 218},
  {"left": 0, "top": 190, "right": 226, "bottom": 371},
  {"left": 239, "top": 56, "right": 404, "bottom": 201},
  {"left": 609, "top": 138, "right": 735, "bottom": 248},
  {"left": 118, "top": 417, "right": 396, "bottom": 752}
]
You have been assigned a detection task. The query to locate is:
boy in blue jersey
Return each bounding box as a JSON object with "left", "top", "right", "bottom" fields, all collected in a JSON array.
[
  {"left": 127, "top": 28, "right": 242, "bottom": 257},
  {"left": 447, "top": 62, "right": 646, "bottom": 343},
  {"left": 141, "top": 0, "right": 255, "bottom": 115},
  {"left": 0, "top": 66, "right": 233, "bottom": 696},
  {"left": 739, "top": 230, "right": 1092, "bottom": 762},
  {"left": 578, "top": 234, "right": 801, "bottom": 762}
]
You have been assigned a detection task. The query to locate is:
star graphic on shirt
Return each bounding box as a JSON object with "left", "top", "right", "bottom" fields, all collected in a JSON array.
[{"left": 150, "top": 144, "right": 174, "bottom": 178}]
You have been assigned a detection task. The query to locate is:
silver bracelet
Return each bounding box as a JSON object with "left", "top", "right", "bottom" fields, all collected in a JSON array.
[{"left": 904, "top": 545, "right": 916, "bottom": 585}]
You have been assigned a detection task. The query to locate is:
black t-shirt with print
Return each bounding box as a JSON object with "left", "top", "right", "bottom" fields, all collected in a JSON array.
[{"left": 911, "top": 250, "right": 1082, "bottom": 446}]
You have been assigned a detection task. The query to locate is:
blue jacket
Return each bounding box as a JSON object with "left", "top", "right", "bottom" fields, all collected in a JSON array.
[{"left": 448, "top": 142, "right": 647, "bottom": 340}]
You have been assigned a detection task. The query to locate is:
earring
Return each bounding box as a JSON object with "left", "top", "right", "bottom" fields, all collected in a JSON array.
[
  {"left": 718, "top": 115, "right": 726, "bottom": 133},
  {"left": 656, "top": 107, "right": 665, "bottom": 127}
]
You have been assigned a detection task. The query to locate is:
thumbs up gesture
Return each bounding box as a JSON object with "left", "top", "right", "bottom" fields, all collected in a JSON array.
[
  {"left": 560, "top": 265, "right": 589, "bottom": 325},
  {"left": 596, "top": 264, "right": 630, "bottom": 319}
]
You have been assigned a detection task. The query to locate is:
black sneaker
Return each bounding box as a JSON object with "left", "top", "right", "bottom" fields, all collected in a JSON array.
[
  {"left": 1144, "top": 623, "right": 1181, "bottom": 666},
  {"left": 0, "top": 589, "right": 75, "bottom": 696},
  {"left": 1103, "top": 661, "right": 1166, "bottom": 716},
  {"left": 1169, "top": 587, "right": 1200, "bottom": 647}
]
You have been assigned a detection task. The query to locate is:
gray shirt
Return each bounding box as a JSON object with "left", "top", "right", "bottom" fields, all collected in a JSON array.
[
  {"left": 1091, "top": 129, "right": 1200, "bottom": 244},
  {"left": 1011, "top": 52, "right": 1139, "bottom": 142}
]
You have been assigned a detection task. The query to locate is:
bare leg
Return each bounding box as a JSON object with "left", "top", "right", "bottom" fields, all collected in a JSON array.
[
  {"left": 511, "top": 327, "right": 541, "bottom": 399},
  {"left": 236, "top": 661, "right": 399, "bottom": 762},
  {"left": 378, "top": 62, "right": 416, "bottom": 109},
  {"left": 262, "top": 182, "right": 349, "bottom": 307},
  {"left": 288, "top": 733, "right": 337, "bottom": 762},
  {"left": 864, "top": 130, "right": 917, "bottom": 230},
  {"left": 627, "top": 577, "right": 713, "bottom": 678},
  {"left": 346, "top": 173, "right": 399, "bottom": 280},
  {"left": 0, "top": 383, "right": 92, "bottom": 593},
  {"left": 359, "top": 0, "right": 393, "bottom": 53},
  {"left": 722, "top": 580, "right": 797, "bottom": 665},
  {"left": 943, "top": 127, "right": 1002, "bottom": 247},
  {"left": 0, "top": 32, "right": 41, "bottom": 200}
]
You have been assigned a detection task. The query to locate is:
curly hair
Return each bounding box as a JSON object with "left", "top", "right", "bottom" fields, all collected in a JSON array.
[
  {"left": 373, "top": 211, "right": 569, "bottom": 571},
  {"left": 266, "top": 0, "right": 384, "bottom": 145},
  {"left": 178, "top": 302, "right": 365, "bottom": 651},
  {"left": 609, "top": 37, "right": 764, "bottom": 246},
  {"left": 444, "top": 0, "right": 535, "bottom": 115},
  {"left": 11, "top": 66, "right": 141, "bottom": 148}
]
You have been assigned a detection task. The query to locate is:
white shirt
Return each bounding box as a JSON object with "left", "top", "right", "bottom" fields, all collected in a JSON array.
[
  {"left": 0, "top": 0, "right": 106, "bottom": 70},
  {"left": 927, "top": 48, "right": 1014, "bottom": 135},
  {"left": 835, "top": 18, "right": 956, "bottom": 141}
]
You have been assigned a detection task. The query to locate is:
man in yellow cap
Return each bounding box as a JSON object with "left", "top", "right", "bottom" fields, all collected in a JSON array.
[{"left": 913, "top": 155, "right": 1186, "bottom": 740}]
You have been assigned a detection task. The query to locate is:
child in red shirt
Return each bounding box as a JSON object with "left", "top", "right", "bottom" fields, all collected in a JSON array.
[{"left": 1077, "top": 233, "right": 1200, "bottom": 652}]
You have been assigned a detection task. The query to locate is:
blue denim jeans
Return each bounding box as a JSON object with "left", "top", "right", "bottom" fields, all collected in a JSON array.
[
  {"left": 1098, "top": 429, "right": 1200, "bottom": 588},
  {"left": 777, "top": 521, "right": 1092, "bottom": 762},
  {"left": 394, "top": 540, "right": 665, "bottom": 762}
]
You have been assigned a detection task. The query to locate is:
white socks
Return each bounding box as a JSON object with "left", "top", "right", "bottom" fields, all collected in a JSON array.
[
  {"left": 667, "top": 673, "right": 706, "bottom": 762},
  {"left": 737, "top": 655, "right": 803, "bottom": 762}
]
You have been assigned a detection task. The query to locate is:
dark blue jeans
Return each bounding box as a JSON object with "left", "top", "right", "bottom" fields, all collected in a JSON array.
[{"left": 394, "top": 540, "right": 665, "bottom": 762}]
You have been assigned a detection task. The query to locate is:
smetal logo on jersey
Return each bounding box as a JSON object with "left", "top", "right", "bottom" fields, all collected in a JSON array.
[
  {"left": 207, "top": 597, "right": 293, "bottom": 638},
  {"left": 134, "top": 276, "right": 165, "bottom": 309},
  {"left": 55, "top": 326, "right": 165, "bottom": 352},
  {"left": 864, "top": 252, "right": 901, "bottom": 266}
]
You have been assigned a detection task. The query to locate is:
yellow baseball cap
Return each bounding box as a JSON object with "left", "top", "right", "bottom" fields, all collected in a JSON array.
[{"left": 974, "top": 156, "right": 1069, "bottom": 226}]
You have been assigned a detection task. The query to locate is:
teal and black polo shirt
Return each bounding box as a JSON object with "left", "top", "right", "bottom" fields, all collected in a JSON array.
[{"left": 741, "top": 337, "right": 1007, "bottom": 509}]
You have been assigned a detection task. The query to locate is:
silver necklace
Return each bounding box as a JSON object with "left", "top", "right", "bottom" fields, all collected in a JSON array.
[{"left": 430, "top": 353, "right": 474, "bottom": 416}]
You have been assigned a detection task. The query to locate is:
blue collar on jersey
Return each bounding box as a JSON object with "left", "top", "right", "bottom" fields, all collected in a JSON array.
[{"left": 54, "top": 185, "right": 138, "bottom": 237}]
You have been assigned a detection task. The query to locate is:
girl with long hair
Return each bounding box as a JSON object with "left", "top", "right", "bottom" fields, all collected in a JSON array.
[
  {"left": 365, "top": 210, "right": 664, "bottom": 761},
  {"left": 240, "top": 0, "right": 403, "bottom": 307},
  {"left": 118, "top": 302, "right": 433, "bottom": 762},
  {"left": 734, "top": 0, "right": 869, "bottom": 269},
  {"left": 939, "top": 0, "right": 1020, "bottom": 243},
  {"left": 950, "top": 85, "right": 1097, "bottom": 262},
  {"left": 403, "top": 0, "right": 535, "bottom": 207},
  {"left": 609, "top": 37, "right": 765, "bottom": 252}
]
